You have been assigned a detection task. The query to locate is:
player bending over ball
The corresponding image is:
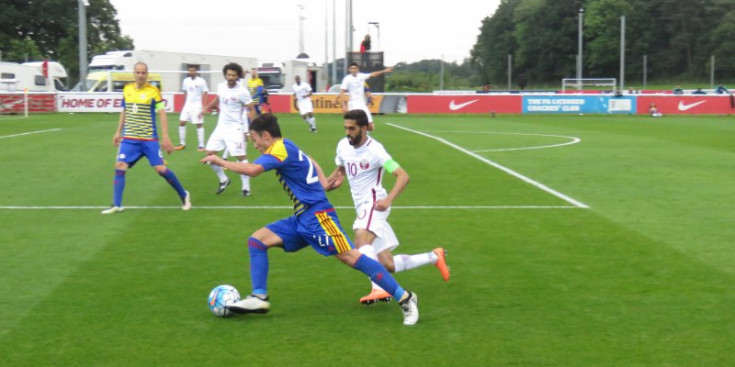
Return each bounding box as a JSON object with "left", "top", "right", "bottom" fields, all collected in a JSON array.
[{"left": 200, "top": 113, "right": 420, "bottom": 325}]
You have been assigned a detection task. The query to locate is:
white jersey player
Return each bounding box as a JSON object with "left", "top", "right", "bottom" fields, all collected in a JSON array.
[
  {"left": 336, "top": 62, "right": 393, "bottom": 130},
  {"left": 326, "top": 109, "right": 450, "bottom": 305},
  {"left": 203, "top": 63, "right": 255, "bottom": 197},
  {"left": 176, "top": 66, "right": 209, "bottom": 151},
  {"left": 292, "top": 75, "right": 317, "bottom": 132}
]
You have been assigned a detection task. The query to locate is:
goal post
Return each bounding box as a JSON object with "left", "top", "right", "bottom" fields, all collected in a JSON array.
[{"left": 562, "top": 78, "right": 617, "bottom": 93}]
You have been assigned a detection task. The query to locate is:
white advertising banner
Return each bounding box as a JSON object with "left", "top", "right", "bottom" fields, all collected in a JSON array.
[{"left": 57, "top": 92, "right": 175, "bottom": 113}]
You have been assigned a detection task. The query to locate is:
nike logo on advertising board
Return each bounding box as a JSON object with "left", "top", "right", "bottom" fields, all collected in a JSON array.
[
  {"left": 449, "top": 100, "right": 478, "bottom": 111},
  {"left": 678, "top": 100, "right": 706, "bottom": 111}
]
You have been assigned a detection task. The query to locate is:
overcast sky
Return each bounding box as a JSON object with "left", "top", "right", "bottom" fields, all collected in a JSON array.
[{"left": 108, "top": 0, "right": 499, "bottom": 66}]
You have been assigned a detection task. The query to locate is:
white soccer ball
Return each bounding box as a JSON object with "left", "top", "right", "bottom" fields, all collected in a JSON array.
[{"left": 208, "top": 284, "right": 241, "bottom": 317}]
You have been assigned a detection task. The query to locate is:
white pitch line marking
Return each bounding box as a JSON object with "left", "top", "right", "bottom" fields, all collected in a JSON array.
[
  {"left": 386, "top": 123, "right": 590, "bottom": 209},
  {"left": 0, "top": 205, "right": 581, "bottom": 210},
  {"left": 426, "top": 130, "right": 581, "bottom": 152},
  {"left": 0, "top": 128, "right": 61, "bottom": 140}
]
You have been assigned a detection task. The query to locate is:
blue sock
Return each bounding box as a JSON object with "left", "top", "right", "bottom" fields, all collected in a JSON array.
[
  {"left": 159, "top": 168, "right": 187, "bottom": 198},
  {"left": 248, "top": 237, "right": 269, "bottom": 295},
  {"left": 113, "top": 169, "right": 126, "bottom": 207},
  {"left": 353, "top": 254, "right": 405, "bottom": 301}
]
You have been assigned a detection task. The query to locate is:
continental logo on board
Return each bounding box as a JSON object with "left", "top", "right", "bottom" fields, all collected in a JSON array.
[{"left": 291, "top": 94, "right": 383, "bottom": 114}]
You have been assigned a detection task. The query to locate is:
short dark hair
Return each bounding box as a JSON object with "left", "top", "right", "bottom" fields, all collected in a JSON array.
[
  {"left": 349, "top": 62, "right": 359, "bottom": 68},
  {"left": 344, "top": 109, "right": 369, "bottom": 127},
  {"left": 250, "top": 113, "right": 282, "bottom": 138},
  {"left": 223, "top": 62, "right": 243, "bottom": 78}
]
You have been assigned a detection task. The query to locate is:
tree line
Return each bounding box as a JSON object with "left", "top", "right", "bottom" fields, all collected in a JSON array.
[
  {"left": 1, "top": 0, "right": 133, "bottom": 84},
  {"left": 470, "top": 0, "right": 735, "bottom": 88},
  {"left": 4, "top": 0, "right": 734, "bottom": 91}
]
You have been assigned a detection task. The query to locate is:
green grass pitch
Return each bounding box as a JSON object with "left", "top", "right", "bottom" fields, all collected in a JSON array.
[{"left": 1, "top": 111, "right": 734, "bottom": 366}]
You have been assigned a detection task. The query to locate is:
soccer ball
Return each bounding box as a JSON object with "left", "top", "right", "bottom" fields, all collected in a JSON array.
[{"left": 207, "top": 284, "right": 241, "bottom": 317}]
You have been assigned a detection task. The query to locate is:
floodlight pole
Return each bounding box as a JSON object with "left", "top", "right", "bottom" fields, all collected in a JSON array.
[
  {"left": 711, "top": 55, "right": 715, "bottom": 89},
  {"left": 577, "top": 7, "right": 584, "bottom": 90},
  {"left": 78, "top": 0, "right": 89, "bottom": 91},
  {"left": 344, "top": 0, "right": 353, "bottom": 76},
  {"left": 298, "top": 4, "right": 305, "bottom": 55},
  {"left": 332, "top": 0, "right": 337, "bottom": 85},
  {"left": 619, "top": 15, "right": 625, "bottom": 92}
]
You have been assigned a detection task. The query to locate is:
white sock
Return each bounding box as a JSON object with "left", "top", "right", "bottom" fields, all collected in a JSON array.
[
  {"left": 197, "top": 127, "right": 205, "bottom": 147},
  {"left": 178, "top": 126, "right": 186, "bottom": 145},
  {"left": 209, "top": 162, "right": 228, "bottom": 182},
  {"left": 358, "top": 245, "right": 384, "bottom": 291},
  {"left": 393, "top": 251, "right": 437, "bottom": 272},
  {"left": 239, "top": 159, "right": 250, "bottom": 191},
  {"left": 308, "top": 117, "right": 316, "bottom": 129}
]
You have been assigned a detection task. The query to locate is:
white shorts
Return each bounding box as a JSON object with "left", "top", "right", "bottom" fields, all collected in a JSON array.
[
  {"left": 179, "top": 105, "right": 204, "bottom": 124},
  {"left": 297, "top": 99, "right": 314, "bottom": 115},
  {"left": 205, "top": 124, "right": 247, "bottom": 157},
  {"left": 348, "top": 100, "right": 373, "bottom": 123},
  {"left": 353, "top": 200, "right": 399, "bottom": 253}
]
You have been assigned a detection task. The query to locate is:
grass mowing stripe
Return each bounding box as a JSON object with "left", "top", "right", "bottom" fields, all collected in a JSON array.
[{"left": 386, "top": 122, "right": 590, "bottom": 209}]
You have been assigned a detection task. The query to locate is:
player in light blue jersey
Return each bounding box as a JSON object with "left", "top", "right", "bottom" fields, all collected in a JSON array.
[{"left": 200, "top": 113, "right": 419, "bottom": 325}]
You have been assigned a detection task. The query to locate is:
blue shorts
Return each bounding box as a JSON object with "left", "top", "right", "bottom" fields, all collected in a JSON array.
[
  {"left": 117, "top": 139, "right": 164, "bottom": 168},
  {"left": 266, "top": 204, "right": 355, "bottom": 256}
]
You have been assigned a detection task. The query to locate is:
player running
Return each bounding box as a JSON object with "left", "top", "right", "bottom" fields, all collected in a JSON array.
[
  {"left": 175, "top": 66, "right": 209, "bottom": 151},
  {"left": 335, "top": 62, "right": 392, "bottom": 130},
  {"left": 326, "top": 109, "right": 450, "bottom": 305},
  {"left": 202, "top": 62, "right": 255, "bottom": 197},
  {"left": 201, "top": 113, "right": 420, "bottom": 325},
  {"left": 292, "top": 75, "right": 317, "bottom": 132}
]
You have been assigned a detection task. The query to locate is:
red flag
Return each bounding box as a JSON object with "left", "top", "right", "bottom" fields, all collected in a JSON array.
[{"left": 42, "top": 60, "right": 49, "bottom": 78}]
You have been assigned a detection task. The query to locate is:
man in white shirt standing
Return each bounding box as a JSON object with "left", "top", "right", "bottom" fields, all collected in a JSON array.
[
  {"left": 203, "top": 63, "right": 255, "bottom": 196},
  {"left": 326, "top": 109, "right": 450, "bottom": 305},
  {"left": 176, "top": 66, "right": 209, "bottom": 151},
  {"left": 336, "top": 62, "right": 393, "bottom": 130},
  {"left": 292, "top": 75, "right": 317, "bottom": 132}
]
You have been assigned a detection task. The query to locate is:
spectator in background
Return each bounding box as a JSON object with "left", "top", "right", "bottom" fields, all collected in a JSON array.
[
  {"left": 715, "top": 84, "right": 729, "bottom": 94},
  {"left": 360, "top": 34, "right": 371, "bottom": 53},
  {"left": 692, "top": 88, "right": 706, "bottom": 95},
  {"left": 649, "top": 102, "right": 662, "bottom": 117},
  {"left": 673, "top": 84, "right": 684, "bottom": 94}
]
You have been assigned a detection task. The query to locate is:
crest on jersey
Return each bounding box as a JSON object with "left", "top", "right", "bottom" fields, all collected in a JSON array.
[{"left": 359, "top": 159, "right": 370, "bottom": 170}]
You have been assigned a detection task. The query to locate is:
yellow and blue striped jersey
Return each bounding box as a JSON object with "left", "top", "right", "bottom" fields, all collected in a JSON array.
[
  {"left": 247, "top": 77, "right": 264, "bottom": 103},
  {"left": 121, "top": 83, "right": 163, "bottom": 140},
  {"left": 254, "top": 138, "right": 328, "bottom": 215}
]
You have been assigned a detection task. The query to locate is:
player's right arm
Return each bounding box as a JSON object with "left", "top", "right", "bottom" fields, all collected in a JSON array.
[
  {"left": 113, "top": 110, "right": 125, "bottom": 146},
  {"left": 337, "top": 88, "right": 348, "bottom": 112}
]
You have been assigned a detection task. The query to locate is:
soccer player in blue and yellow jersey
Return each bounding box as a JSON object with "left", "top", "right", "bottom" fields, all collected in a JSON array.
[
  {"left": 102, "top": 62, "right": 191, "bottom": 214},
  {"left": 247, "top": 68, "right": 265, "bottom": 115},
  {"left": 200, "top": 113, "right": 420, "bottom": 325}
]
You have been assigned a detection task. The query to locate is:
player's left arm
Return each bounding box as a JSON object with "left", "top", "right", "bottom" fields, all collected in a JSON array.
[
  {"left": 201, "top": 155, "right": 265, "bottom": 177},
  {"left": 157, "top": 101, "right": 174, "bottom": 154},
  {"left": 369, "top": 67, "right": 394, "bottom": 78},
  {"left": 310, "top": 157, "right": 331, "bottom": 191},
  {"left": 374, "top": 161, "right": 409, "bottom": 211}
]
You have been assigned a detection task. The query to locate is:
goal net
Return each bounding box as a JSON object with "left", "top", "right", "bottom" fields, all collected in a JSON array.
[{"left": 561, "top": 78, "right": 617, "bottom": 93}]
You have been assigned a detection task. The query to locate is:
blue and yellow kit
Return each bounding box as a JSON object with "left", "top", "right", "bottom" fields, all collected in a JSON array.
[{"left": 121, "top": 83, "right": 163, "bottom": 141}]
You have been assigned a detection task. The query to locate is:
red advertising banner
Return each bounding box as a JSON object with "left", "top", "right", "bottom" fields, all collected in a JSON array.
[
  {"left": 406, "top": 95, "right": 522, "bottom": 114},
  {"left": 636, "top": 95, "right": 735, "bottom": 115},
  {"left": 0, "top": 93, "right": 56, "bottom": 113}
]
